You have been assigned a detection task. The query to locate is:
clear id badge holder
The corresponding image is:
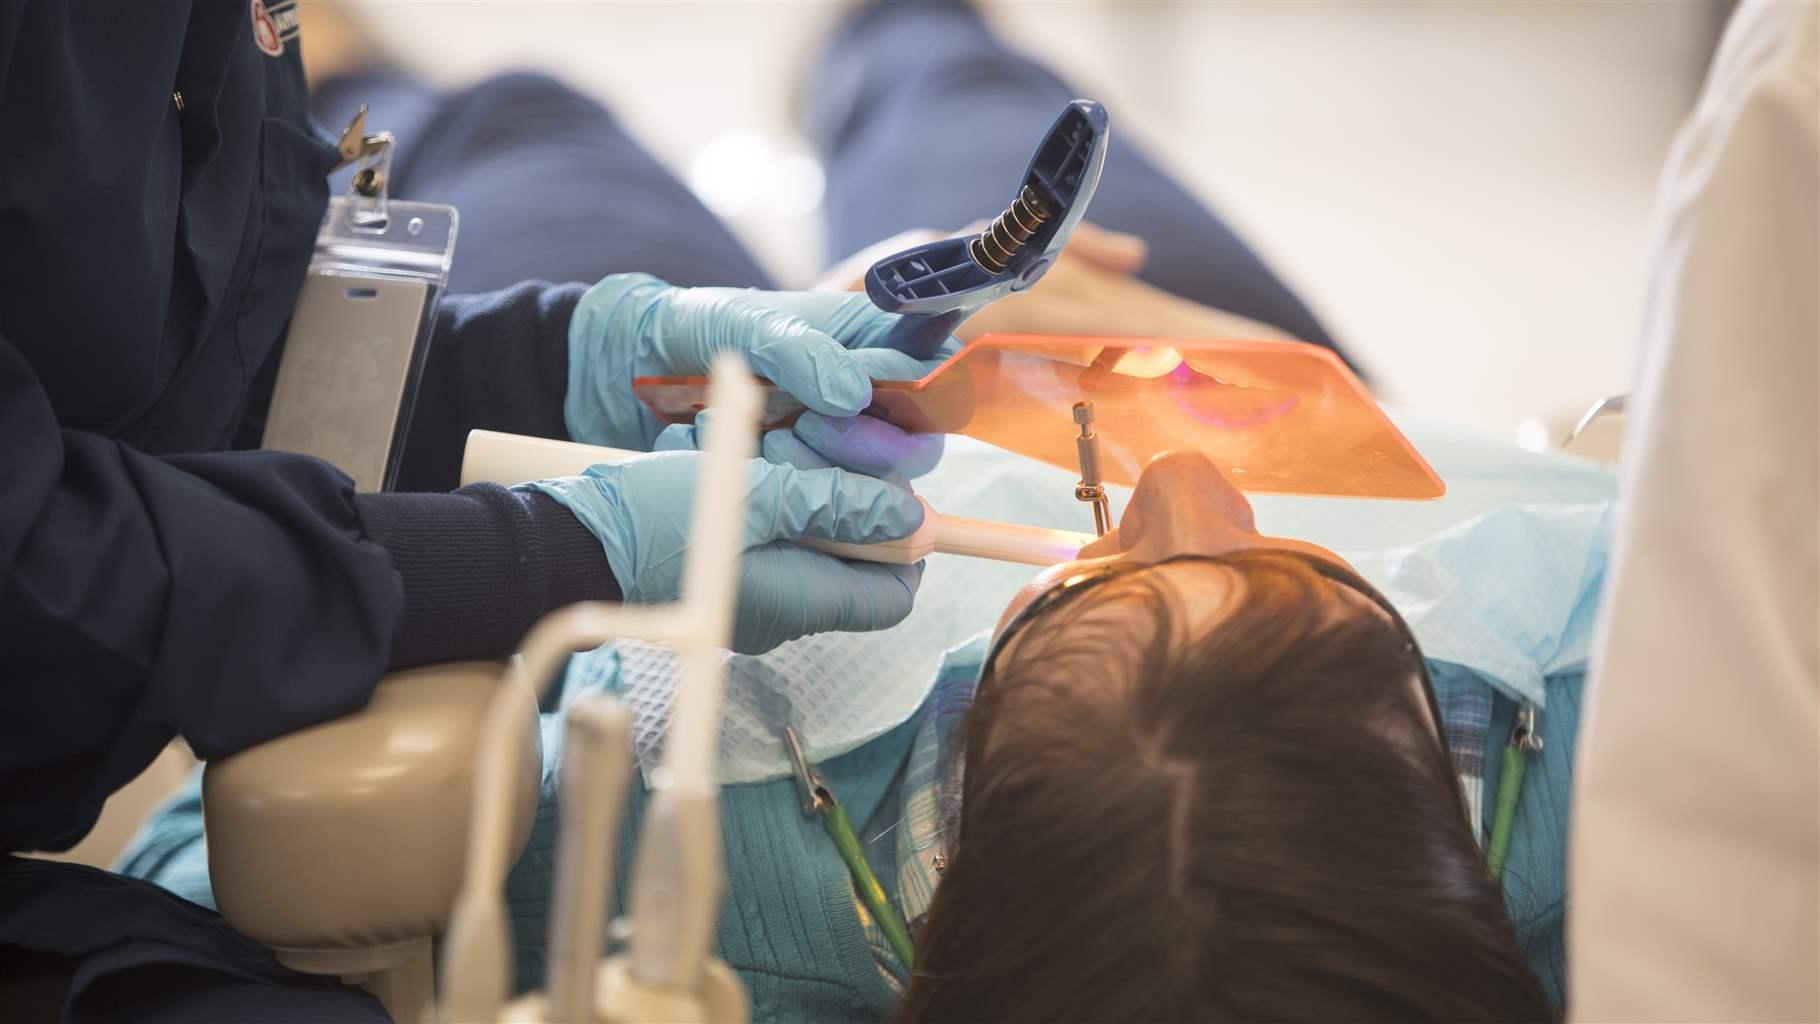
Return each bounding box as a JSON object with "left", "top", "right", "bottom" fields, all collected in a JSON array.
[{"left": 262, "top": 107, "right": 459, "bottom": 491}]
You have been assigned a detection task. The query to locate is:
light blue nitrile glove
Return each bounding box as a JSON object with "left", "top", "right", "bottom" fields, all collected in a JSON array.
[
  {"left": 564, "top": 273, "right": 960, "bottom": 469},
  {"left": 520, "top": 451, "right": 925, "bottom": 655}
]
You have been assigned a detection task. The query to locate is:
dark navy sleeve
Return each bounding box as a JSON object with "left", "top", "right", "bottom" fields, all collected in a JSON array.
[
  {"left": 1, "top": 330, "right": 620, "bottom": 853},
  {"left": 353, "top": 485, "right": 621, "bottom": 668},
  {"left": 394, "top": 281, "right": 589, "bottom": 492},
  {"left": 366, "top": 279, "right": 625, "bottom": 665},
  {"left": 1, "top": 334, "right": 402, "bottom": 851}
]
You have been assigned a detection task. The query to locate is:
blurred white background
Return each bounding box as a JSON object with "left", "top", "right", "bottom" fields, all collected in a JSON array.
[{"left": 341, "top": 0, "right": 1724, "bottom": 444}]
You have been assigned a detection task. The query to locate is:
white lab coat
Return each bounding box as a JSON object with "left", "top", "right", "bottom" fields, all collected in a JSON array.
[{"left": 1570, "top": 2, "right": 1819, "bottom": 1021}]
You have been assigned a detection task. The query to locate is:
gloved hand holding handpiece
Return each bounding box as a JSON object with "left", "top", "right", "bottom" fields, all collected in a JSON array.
[{"left": 527, "top": 273, "right": 955, "bottom": 654}]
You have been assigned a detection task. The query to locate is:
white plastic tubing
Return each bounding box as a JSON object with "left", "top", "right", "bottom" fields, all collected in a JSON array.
[{"left": 439, "top": 357, "right": 759, "bottom": 1022}]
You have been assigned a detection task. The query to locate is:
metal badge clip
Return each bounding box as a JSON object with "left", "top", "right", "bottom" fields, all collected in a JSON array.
[{"left": 334, "top": 104, "right": 396, "bottom": 227}]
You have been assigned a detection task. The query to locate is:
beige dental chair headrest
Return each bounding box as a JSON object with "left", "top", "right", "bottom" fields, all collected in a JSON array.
[{"left": 203, "top": 661, "right": 542, "bottom": 959}]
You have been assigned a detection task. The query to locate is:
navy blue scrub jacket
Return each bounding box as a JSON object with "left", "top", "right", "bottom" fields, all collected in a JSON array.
[{"left": 1, "top": 3, "right": 617, "bottom": 1016}]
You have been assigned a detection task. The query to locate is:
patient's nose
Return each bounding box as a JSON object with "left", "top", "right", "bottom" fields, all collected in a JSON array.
[{"left": 1120, "top": 450, "right": 1258, "bottom": 556}]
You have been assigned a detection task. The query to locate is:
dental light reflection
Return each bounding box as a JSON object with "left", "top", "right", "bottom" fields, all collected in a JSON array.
[
  {"left": 1109, "top": 346, "right": 1185, "bottom": 378},
  {"left": 687, "top": 132, "right": 826, "bottom": 219},
  {"left": 1516, "top": 416, "right": 1552, "bottom": 453}
]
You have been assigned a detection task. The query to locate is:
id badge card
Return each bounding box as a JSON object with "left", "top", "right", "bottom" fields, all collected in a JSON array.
[{"left": 262, "top": 196, "right": 458, "bottom": 491}]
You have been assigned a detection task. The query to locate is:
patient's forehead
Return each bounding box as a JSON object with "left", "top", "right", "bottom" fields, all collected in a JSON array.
[
  {"left": 989, "top": 558, "right": 1441, "bottom": 743},
  {"left": 992, "top": 560, "right": 1252, "bottom": 668}
]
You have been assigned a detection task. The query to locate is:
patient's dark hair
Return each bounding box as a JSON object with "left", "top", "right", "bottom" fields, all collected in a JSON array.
[{"left": 896, "top": 554, "right": 1552, "bottom": 1024}]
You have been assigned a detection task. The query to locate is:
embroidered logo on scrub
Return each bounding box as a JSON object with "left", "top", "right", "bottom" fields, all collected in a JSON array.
[{"left": 251, "top": 0, "right": 301, "bottom": 57}]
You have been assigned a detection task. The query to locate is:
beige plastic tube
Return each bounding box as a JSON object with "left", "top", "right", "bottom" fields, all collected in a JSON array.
[
  {"left": 544, "top": 697, "right": 631, "bottom": 1023},
  {"left": 462, "top": 429, "right": 1093, "bottom": 568},
  {"left": 441, "top": 360, "right": 759, "bottom": 1023}
]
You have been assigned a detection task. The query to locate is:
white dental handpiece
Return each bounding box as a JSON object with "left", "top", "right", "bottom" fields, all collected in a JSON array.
[{"left": 461, "top": 429, "right": 1093, "bottom": 568}]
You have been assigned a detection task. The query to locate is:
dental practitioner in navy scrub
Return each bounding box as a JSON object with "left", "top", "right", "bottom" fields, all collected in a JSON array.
[
  {"left": 0, "top": 0, "right": 1360, "bottom": 1015},
  {"left": 0, "top": 4, "right": 936, "bottom": 1019}
]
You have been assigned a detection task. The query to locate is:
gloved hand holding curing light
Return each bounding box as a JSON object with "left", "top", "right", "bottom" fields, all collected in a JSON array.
[
  {"left": 564, "top": 272, "right": 960, "bottom": 467},
  {"left": 549, "top": 273, "right": 958, "bottom": 653},
  {"left": 520, "top": 452, "right": 926, "bottom": 655}
]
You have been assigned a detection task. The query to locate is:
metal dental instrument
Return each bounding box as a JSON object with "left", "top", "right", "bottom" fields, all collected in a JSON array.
[
  {"left": 783, "top": 726, "right": 917, "bottom": 970},
  {"left": 1073, "top": 402, "right": 1111, "bottom": 537},
  {"left": 1563, "top": 393, "right": 1628, "bottom": 447}
]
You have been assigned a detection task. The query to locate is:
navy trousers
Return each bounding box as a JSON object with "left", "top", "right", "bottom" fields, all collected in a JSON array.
[{"left": 312, "top": 4, "right": 1339, "bottom": 359}]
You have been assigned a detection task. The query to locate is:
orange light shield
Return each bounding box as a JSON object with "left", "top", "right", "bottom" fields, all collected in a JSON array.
[{"left": 636, "top": 334, "right": 1444, "bottom": 499}]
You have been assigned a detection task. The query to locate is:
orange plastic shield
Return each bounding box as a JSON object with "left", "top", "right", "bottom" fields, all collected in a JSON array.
[{"left": 636, "top": 334, "right": 1444, "bottom": 499}]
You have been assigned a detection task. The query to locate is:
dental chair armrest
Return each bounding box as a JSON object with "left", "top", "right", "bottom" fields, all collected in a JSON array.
[{"left": 203, "top": 661, "right": 542, "bottom": 962}]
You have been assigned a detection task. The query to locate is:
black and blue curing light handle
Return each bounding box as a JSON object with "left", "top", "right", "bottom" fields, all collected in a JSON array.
[
  {"left": 874, "top": 308, "right": 969, "bottom": 362},
  {"left": 863, "top": 233, "right": 1002, "bottom": 361},
  {"left": 864, "top": 100, "right": 1108, "bottom": 361},
  {"left": 870, "top": 251, "right": 1060, "bottom": 359},
  {"left": 863, "top": 236, "right": 1053, "bottom": 361}
]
